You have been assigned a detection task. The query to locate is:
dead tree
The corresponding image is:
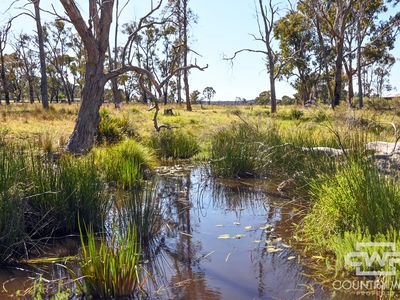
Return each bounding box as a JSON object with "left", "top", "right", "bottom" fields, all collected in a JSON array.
[{"left": 226, "top": 0, "right": 281, "bottom": 113}]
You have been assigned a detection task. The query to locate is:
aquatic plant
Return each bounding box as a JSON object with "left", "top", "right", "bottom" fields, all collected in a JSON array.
[
  {"left": 148, "top": 129, "right": 200, "bottom": 159},
  {"left": 116, "top": 186, "right": 164, "bottom": 248},
  {"left": 78, "top": 225, "right": 141, "bottom": 299},
  {"left": 95, "top": 139, "right": 156, "bottom": 188},
  {"left": 0, "top": 143, "right": 107, "bottom": 263},
  {"left": 302, "top": 159, "right": 400, "bottom": 251}
]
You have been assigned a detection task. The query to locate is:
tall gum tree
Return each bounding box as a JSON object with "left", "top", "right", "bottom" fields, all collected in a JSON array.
[{"left": 60, "top": 0, "right": 206, "bottom": 154}]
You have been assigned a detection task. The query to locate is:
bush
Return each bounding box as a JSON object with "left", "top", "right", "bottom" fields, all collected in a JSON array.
[
  {"left": 97, "top": 109, "right": 135, "bottom": 145},
  {"left": 95, "top": 140, "right": 156, "bottom": 188},
  {"left": 148, "top": 130, "right": 200, "bottom": 159},
  {"left": 289, "top": 108, "right": 304, "bottom": 120}
]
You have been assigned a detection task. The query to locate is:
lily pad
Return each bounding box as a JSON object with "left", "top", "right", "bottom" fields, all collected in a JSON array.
[
  {"left": 218, "top": 234, "right": 230, "bottom": 239},
  {"left": 244, "top": 226, "right": 253, "bottom": 230},
  {"left": 234, "top": 234, "right": 245, "bottom": 239}
]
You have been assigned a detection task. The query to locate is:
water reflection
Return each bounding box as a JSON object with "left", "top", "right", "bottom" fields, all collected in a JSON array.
[
  {"left": 145, "top": 165, "right": 329, "bottom": 299},
  {"left": 0, "top": 165, "right": 373, "bottom": 299}
]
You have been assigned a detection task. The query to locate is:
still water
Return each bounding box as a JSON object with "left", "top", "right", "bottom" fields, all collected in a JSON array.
[{"left": 0, "top": 165, "right": 373, "bottom": 299}]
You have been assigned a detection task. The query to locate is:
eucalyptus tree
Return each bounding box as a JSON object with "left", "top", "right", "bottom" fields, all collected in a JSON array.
[
  {"left": 0, "top": 23, "right": 12, "bottom": 105},
  {"left": 274, "top": 9, "right": 318, "bottom": 105},
  {"left": 13, "top": 34, "right": 38, "bottom": 104},
  {"left": 59, "top": 0, "right": 206, "bottom": 153},
  {"left": 44, "top": 20, "right": 76, "bottom": 104}
]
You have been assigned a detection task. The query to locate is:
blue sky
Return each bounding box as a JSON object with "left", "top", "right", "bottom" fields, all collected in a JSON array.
[{"left": 1, "top": 0, "right": 399, "bottom": 101}]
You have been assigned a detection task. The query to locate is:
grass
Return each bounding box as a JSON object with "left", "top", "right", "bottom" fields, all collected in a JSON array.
[
  {"left": 78, "top": 225, "right": 141, "bottom": 299},
  {"left": 94, "top": 139, "right": 156, "bottom": 188},
  {"left": 302, "top": 158, "right": 400, "bottom": 248},
  {"left": 0, "top": 142, "right": 107, "bottom": 263},
  {"left": 116, "top": 187, "right": 164, "bottom": 249},
  {"left": 148, "top": 129, "right": 200, "bottom": 159},
  {"left": 210, "top": 122, "right": 337, "bottom": 190},
  {"left": 96, "top": 108, "right": 136, "bottom": 145}
]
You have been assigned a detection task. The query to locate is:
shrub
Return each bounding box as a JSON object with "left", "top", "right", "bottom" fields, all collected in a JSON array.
[
  {"left": 95, "top": 140, "right": 156, "bottom": 188},
  {"left": 148, "top": 130, "right": 200, "bottom": 159},
  {"left": 289, "top": 108, "right": 304, "bottom": 120},
  {"left": 97, "top": 109, "right": 135, "bottom": 145}
]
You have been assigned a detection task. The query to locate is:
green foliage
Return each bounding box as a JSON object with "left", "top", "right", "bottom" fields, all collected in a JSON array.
[
  {"left": 211, "top": 123, "right": 337, "bottom": 187},
  {"left": 289, "top": 108, "right": 304, "bottom": 120},
  {"left": 0, "top": 143, "right": 106, "bottom": 263},
  {"left": 148, "top": 130, "right": 200, "bottom": 159},
  {"left": 97, "top": 109, "right": 135, "bottom": 145},
  {"left": 303, "top": 159, "right": 400, "bottom": 251},
  {"left": 95, "top": 140, "right": 156, "bottom": 188},
  {"left": 78, "top": 225, "right": 140, "bottom": 299},
  {"left": 211, "top": 124, "right": 274, "bottom": 177},
  {"left": 255, "top": 91, "right": 271, "bottom": 105},
  {"left": 281, "top": 95, "right": 295, "bottom": 105}
]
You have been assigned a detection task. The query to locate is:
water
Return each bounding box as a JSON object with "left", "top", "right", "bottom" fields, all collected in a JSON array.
[{"left": 0, "top": 165, "right": 373, "bottom": 299}]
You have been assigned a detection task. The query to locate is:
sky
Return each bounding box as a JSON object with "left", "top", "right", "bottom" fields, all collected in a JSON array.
[{"left": 1, "top": 0, "right": 399, "bottom": 101}]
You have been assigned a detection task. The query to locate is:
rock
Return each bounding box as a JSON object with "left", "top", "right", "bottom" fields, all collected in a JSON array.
[
  {"left": 301, "top": 146, "right": 345, "bottom": 156},
  {"left": 365, "top": 141, "right": 400, "bottom": 155}
]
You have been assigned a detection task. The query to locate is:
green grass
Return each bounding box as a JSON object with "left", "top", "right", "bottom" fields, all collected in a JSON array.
[
  {"left": 302, "top": 159, "right": 400, "bottom": 251},
  {"left": 210, "top": 123, "right": 337, "bottom": 187},
  {"left": 116, "top": 187, "right": 164, "bottom": 249},
  {"left": 0, "top": 142, "right": 107, "bottom": 263},
  {"left": 94, "top": 139, "right": 156, "bottom": 188},
  {"left": 78, "top": 225, "right": 141, "bottom": 299},
  {"left": 148, "top": 129, "right": 200, "bottom": 159},
  {"left": 97, "top": 108, "right": 135, "bottom": 145}
]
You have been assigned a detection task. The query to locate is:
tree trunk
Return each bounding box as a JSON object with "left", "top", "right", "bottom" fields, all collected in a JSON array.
[
  {"left": 111, "top": 77, "right": 121, "bottom": 107},
  {"left": 269, "top": 57, "right": 277, "bottom": 113},
  {"left": 28, "top": 79, "right": 35, "bottom": 104},
  {"left": 33, "top": 0, "right": 49, "bottom": 110},
  {"left": 356, "top": 28, "right": 363, "bottom": 108},
  {"left": 333, "top": 37, "right": 344, "bottom": 108},
  {"left": 177, "top": 72, "right": 182, "bottom": 104},
  {"left": 183, "top": 0, "right": 191, "bottom": 111},
  {"left": 316, "top": 18, "right": 333, "bottom": 104},
  {"left": 66, "top": 62, "right": 105, "bottom": 154},
  {"left": 0, "top": 51, "right": 10, "bottom": 105},
  {"left": 344, "top": 60, "right": 354, "bottom": 107}
]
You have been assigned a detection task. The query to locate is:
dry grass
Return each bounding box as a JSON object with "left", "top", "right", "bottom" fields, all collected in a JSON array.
[{"left": 0, "top": 101, "right": 399, "bottom": 151}]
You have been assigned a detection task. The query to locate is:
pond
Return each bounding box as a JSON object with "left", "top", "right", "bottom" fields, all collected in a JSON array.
[{"left": 0, "top": 165, "right": 373, "bottom": 299}]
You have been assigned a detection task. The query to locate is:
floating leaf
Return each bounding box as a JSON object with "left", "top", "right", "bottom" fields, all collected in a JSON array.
[
  {"left": 215, "top": 224, "right": 224, "bottom": 227},
  {"left": 266, "top": 246, "right": 283, "bottom": 253},
  {"left": 282, "top": 243, "right": 291, "bottom": 248},
  {"left": 253, "top": 240, "right": 262, "bottom": 243},
  {"left": 259, "top": 224, "right": 273, "bottom": 230},
  {"left": 234, "top": 234, "right": 245, "bottom": 239},
  {"left": 218, "top": 234, "right": 230, "bottom": 239},
  {"left": 244, "top": 226, "right": 252, "bottom": 230},
  {"left": 287, "top": 256, "right": 296, "bottom": 260}
]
